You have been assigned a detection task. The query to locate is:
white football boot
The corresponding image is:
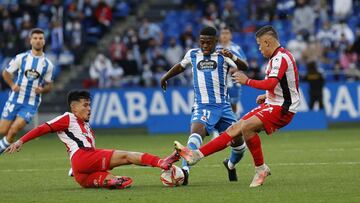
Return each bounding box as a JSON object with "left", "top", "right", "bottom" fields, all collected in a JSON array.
[
  {"left": 174, "top": 141, "right": 203, "bottom": 165},
  {"left": 249, "top": 164, "right": 271, "bottom": 188}
]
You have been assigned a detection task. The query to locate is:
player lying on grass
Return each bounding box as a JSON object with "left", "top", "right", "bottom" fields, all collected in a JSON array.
[
  {"left": 174, "top": 25, "right": 300, "bottom": 187},
  {"left": 6, "top": 90, "right": 180, "bottom": 189}
]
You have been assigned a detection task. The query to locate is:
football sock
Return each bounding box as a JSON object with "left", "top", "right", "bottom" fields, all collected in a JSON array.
[
  {"left": 199, "top": 132, "right": 232, "bottom": 157},
  {"left": 228, "top": 142, "right": 246, "bottom": 170},
  {"left": 182, "top": 133, "right": 202, "bottom": 171},
  {"left": 0, "top": 137, "right": 10, "bottom": 154},
  {"left": 141, "top": 153, "right": 161, "bottom": 168},
  {"left": 246, "top": 134, "right": 264, "bottom": 167}
]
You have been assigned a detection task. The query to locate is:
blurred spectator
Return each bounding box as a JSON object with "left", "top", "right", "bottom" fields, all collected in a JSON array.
[
  {"left": 316, "top": 21, "right": 335, "bottom": 49},
  {"left": 302, "top": 36, "right": 323, "bottom": 64},
  {"left": 202, "top": 2, "right": 220, "bottom": 28},
  {"left": 109, "top": 35, "right": 127, "bottom": 64},
  {"left": 138, "top": 18, "right": 163, "bottom": 53},
  {"left": 51, "top": 20, "right": 64, "bottom": 56},
  {"left": 332, "top": 20, "right": 355, "bottom": 48},
  {"left": 251, "top": 0, "right": 276, "bottom": 21},
  {"left": 90, "top": 53, "right": 123, "bottom": 88},
  {"left": 180, "top": 24, "right": 196, "bottom": 52},
  {"left": 95, "top": 0, "right": 112, "bottom": 30},
  {"left": 221, "top": 0, "right": 240, "bottom": 31},
  {"left": 286, "top": 33, "right": 307, "bottom": 61},
  {"left": 165, "top": 37, "right": 184, "bottom": 66},
  {"left": 304, "top": 61, "right": 324, "bottom": 110},
  {"left": 50, "top": 0, "right": 64, "bottom": 23},
  {"left": 340, "top": 46, "right": 360, "bottom": 80},
  {"left": 333, "top": 0, "right": 352, "bottom": 21},
  {"left": 65, "top": 18, "right": 83, "bottom": 63},
  {"left": 292, "top": 0, "right": 316, "bottom": 34}
]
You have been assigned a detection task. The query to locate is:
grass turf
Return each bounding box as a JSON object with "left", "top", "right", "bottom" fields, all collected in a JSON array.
[{"left": 1, "top": 128, "right": 360, "bottom": 203}]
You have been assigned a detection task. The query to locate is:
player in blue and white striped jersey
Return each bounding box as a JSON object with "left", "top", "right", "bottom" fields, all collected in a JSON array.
[
  {"left": 160, "top": 27, "right": 248, "bottom": 185},
  {"left": 216, "top": 26, "right": 247, "bottom": 114},
  {"left": 0, "top": 28, "right": 54, "bottom": 154},
  {"left": 216, "top": 27, "right": 248, "bottom": 182}
]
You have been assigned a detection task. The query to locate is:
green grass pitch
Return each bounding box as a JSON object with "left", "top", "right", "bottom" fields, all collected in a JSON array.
[{"left": 1, "top": 128, "right": 360, "bottom": 203}]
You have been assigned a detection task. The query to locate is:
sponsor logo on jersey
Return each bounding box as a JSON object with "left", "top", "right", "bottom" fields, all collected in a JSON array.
[
  {"left": 197, "top": 59, "right": 217, "bottom": 72},
  {"left": 25, "top": 69, "right": 40, "bottom": 80}
]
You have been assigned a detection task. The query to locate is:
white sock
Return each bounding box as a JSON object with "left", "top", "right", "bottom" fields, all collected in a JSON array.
[{"left": 228, "top": 160, "right": 235, "bottom": 170}]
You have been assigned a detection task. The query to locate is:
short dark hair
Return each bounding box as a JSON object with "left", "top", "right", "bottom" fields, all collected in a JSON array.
[
  {"left": 67, "top": 90, "right": 91, "bottom": 109},
  {"left": 200, "top": 26, "right": 217, "bottom": 36},
  {"left": 221, "top": 26, "right": 232, "bottom": 32},
  {"left": 255, "top": 25, "right": 279, "bottom": 40},
  {"left": 30, "top": 28, "right": 45, "bottom": 36}
]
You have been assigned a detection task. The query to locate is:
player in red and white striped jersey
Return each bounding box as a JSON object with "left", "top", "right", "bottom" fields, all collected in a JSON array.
[
  {"left": 6, "top": 90, "right": 180, "bottom": 189},
  {"left": 173, "top": 25, "right": 300, "bottom": 188}
]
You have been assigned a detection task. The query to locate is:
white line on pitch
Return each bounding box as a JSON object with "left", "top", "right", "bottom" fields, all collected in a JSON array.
[{"left": 1, "top": 161, "right": 360, "bottom": 173}]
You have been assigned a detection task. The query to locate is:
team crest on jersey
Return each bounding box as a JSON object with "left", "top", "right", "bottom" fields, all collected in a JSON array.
[
  {"left": 25, "top": 69, "right": 40, "bottom": 80},
  {"left": 197, "top": 59, "right": 217, "bottom": 72}
]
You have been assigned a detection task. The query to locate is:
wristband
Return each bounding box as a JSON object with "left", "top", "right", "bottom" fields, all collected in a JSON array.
[
  {"left": 232, "top": 55, "right": 238, "bottom": 61},
  {"left": 246, "top": 79, "right": 252, "bottom": 85}
]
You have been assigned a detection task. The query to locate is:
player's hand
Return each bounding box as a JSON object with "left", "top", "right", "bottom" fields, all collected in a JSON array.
[
  {"left": 232, "top": 71, "right": 248, "bottom": 85},
  {"left": 11, "top": 84, "right": 20, "bottom": 92},
  {"left": 5, "top": 140, "right": 23, "bottom": 154},
  {"left": 219, "top": 49, "right": 233, "bottom": 58},
  {"left": 256, "top": 94, "right": 266, "bottom": 104},
  {"left": 35, "top": 87, "right": 43, "bottom": 94},
  {"left": 160, "top": 77, "right": 167, "bottom": 92}
]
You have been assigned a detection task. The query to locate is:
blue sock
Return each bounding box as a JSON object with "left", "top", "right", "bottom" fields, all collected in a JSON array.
[
  {"left": 228, "top": 142, "right": 246, "bottom": 169},
  {"left": 0, "top": 137, "right": 10, "bottom": 154},
  {"left": 182, "top": 133, "right": 203, "bottom": 172}
]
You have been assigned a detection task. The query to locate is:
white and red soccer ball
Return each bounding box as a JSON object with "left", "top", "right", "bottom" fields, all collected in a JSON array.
[{"left": 160, "top": 165, "right": 185, "bottom": 186}]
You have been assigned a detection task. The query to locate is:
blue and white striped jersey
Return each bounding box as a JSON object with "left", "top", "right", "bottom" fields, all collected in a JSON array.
[
  {"left": 180, "top": 48, "right": 237, "bottom": 104},
  {"left": 217, "top": 41, "right": 247, "bottom": 88},
  {"left": 216, "top": 41, "right": 247, "bottom": 61},
  {"left": 5, "top": 51, "right": 54, "bottom": 107}
]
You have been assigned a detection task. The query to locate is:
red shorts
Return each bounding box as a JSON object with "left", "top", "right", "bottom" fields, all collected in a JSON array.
[
  {"left": 71, "top": 148, "right": 115, "bottom": 187},
  {"left": 242, "top": 103, "right": 295, "bottom": 135}
]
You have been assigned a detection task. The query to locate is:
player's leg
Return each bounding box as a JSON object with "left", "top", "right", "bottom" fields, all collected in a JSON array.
[
  {"left": 0, "top": 119, "right": 13, "bottom": 154},
  {"left": 109, "top": 150, "right": 179, "bottom": 170},
  {"left": 175, "top": 119, "right": 243, "bottom": 165},
  {"left": 179, "top": 122, "right": 207, "bottom": 185},
  {"left": 6, "top": 116, "right": 27, "bottom": 143},
  {"left": 74, "top": 171, "right": 133, "bottom": 189},
  {"left": 218, "top": 106, "right": 246, "bottom": 181},
  {"left": 181, "top": 122, "right": 206, "bottom": 171},
  {"left": 241, "top": 115, "right": 271, "bottom": 187}
]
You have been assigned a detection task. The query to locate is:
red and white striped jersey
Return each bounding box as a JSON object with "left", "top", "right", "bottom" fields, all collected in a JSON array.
[
  {"left": 46, "top": 112, "right": 96, "bottom": 158},
  {"left": 264, "top": 47, "right": 300, "bottom": 113}
]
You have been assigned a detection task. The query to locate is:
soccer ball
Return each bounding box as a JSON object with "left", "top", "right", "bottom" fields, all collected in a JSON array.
[{"left": 160, "top": 165, "right": 185, "bottom": 186}]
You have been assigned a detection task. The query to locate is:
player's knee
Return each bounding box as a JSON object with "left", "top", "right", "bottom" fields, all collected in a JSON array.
[
  {"left": 241, "top": 121, "right": 253, "bottom": 137},
  {"left": 226, "top": 124, "right": 241, "bottom": 137},
  {"left": 0, "top": 126, "right": 9, "bottom": 135}
]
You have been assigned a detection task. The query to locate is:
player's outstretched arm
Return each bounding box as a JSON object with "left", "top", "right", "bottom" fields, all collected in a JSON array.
[
  {"left": 160, "top": 63, "right": 185, "bottom": 91},
  {"left": 6, "top": 123, "right": 52, "bottom": 154},
  {"left": 232, "top": 72, "right": 278, "bottom": 90}
]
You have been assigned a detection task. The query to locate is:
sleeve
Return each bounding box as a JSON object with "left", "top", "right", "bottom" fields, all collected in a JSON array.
[
  {"left": 268, "top": 55, "right": 288, "bottom": 80},
  {"left": 46, "top": 114, "right": 70, "bottom": 132},
  {"left": 19, "top": 123, "right": 52, "bottom": 143},
  {"left": 237, "top": 46, "right": 247, "bottom": 61},
  {"left": 246, "top": 78, "right": 279, "bottom": 90},
  {"left": 179, "top": 49, "right": 192, "bottom": 68},
  {"left": 224, "top": 56, "right": 237, "bottom": 68},
  {"left": 5, "top": 54, "right": 22, "bottom": 74},
  {"left": 44, "top": 60, "right": 54, "bottom": 83}
]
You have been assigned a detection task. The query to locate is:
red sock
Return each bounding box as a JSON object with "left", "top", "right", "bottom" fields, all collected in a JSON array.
[
  {"left": 199, "top": 132, "right": 233, "bottom": 156},
  {"left": 246, "top": 134, "right": 264, "bottom": 167},
  {"left": 141, "top": 153, "right": 161, "bottom": 168}
]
